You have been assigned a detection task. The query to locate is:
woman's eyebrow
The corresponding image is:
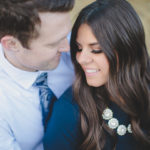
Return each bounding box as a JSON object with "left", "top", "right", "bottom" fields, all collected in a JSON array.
[{"left": 89, "top": 42, "right": 99, "bottom": 46}]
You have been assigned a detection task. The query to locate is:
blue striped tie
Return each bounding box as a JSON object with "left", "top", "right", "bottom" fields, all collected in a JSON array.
[{"left": 33, "top": 72, "right": 56, "bottom": 125}]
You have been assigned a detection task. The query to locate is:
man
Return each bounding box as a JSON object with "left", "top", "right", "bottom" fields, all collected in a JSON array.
[{"left": 0, "top": 0, "right": 75, "bottom": 149}]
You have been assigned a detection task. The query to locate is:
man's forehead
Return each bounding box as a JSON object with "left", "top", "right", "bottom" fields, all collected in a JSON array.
[
  {"left": 34, "top": 12, "right": 71, "bottom": 43},
  {"left": 38, "top": 12, "right": 71, "bottom": 31},
  {"left": 38, "top": 11, "right": 71, "bottom": 23}
]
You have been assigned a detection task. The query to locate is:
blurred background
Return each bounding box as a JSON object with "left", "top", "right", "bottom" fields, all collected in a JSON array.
[{"left": 71, "top": 0, "right": 150, "bottom": 53}]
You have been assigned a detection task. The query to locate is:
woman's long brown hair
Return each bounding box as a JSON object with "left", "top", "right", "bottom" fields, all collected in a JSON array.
[{"left": 70, "top": 0, "right": 150, "bottom": 149}]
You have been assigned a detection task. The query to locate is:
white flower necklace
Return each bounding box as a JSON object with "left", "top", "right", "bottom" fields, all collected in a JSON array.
[{"left": 102, "top": 107, "right": 132, "bottom": 136}]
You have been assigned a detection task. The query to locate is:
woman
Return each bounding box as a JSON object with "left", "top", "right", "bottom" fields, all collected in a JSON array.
[{"left": 71, "top": 0, "right": 150, "bottom": 149}]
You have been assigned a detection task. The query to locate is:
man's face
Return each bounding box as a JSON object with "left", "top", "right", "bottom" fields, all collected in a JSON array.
[{"left": 14, "top": 12, "right": 71, "bottom": 71}]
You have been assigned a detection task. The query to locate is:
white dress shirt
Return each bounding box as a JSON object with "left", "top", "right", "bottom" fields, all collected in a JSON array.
[
  {"left": 48, "top": 51, "right": 75, "bottom": 98},
  {"left": 0, "top": 44, "right": 74, "bottom": 150},
  {"left": 48, "top": 32, "right": 75, "bottom": 98}
]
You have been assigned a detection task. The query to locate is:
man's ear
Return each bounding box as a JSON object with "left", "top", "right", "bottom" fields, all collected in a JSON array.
[{"left": 0, "top": 36, "right": 20, "bottom": 52}]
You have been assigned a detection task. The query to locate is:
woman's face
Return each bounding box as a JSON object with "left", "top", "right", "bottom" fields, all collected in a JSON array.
[{"left": 76, "top": 24, "right": 109, "bottom": 87}]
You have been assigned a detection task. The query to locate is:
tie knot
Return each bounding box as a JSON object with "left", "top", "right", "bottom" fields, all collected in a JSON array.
[
  {"left": 33, "top": 72, "right": 56, "bottom": 127},
  {"left": 33, "top": 72, "right": 48, "bottom": 87}
]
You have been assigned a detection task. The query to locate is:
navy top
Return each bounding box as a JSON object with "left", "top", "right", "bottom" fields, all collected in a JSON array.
[
  {"left": 43, "top": 86, "right": 82, "bottom": 150},
  {"left": 44, "top": 87, "right": 140, "bottom": 150},
  {"left": 104, "top": 102, "right": 138, "bottom": 150}
]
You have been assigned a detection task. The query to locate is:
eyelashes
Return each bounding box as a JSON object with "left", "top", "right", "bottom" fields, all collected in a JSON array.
[
  {"left": 76, "top": 48, "right": 103, "bottom": 54},
  {"left": 91, "top": 49, "right": 103, "bottom": 54},
  {"left": 76, "top": 48, "right": 82, "bottom": 52}
]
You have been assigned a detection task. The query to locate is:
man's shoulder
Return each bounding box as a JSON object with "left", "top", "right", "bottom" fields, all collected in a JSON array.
[
  {"left": 0, "top": 72, "right": 20, "bottom": 109},
  {"left": 0, "top": 69, "right": 13, "bottom": 85},
  {"left": 0, "top": 73, "right": 18, "bottom": 95},
  {"left": 0, "top": 88, "right": 10, "bottom": 118}
]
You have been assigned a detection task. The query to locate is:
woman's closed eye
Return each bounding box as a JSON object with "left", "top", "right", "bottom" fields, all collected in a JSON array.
[
  {"left": 76, "top": 48, "right": 82, "bottom": 52},
  {"left": 76, "top": 48, "right": 103, "bottom": 54},
  {"left": 91, "top": 49, "right": 103, "bottom": 54}
]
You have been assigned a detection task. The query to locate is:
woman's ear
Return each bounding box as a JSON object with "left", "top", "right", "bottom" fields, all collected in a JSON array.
[{"left": 1, "top": 35, "right": 20, "bottom": 52}]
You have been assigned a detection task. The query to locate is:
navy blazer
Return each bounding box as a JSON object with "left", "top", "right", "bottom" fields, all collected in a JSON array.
[
  {"left": 44, "top": 86, "right": 143, "bottom": 150},
  {"left": 43, "top": 87, "right": 82, "bottom": 150}
]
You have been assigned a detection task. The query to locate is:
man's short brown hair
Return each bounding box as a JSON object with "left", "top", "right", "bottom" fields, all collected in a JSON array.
[{"left": 0, "top": 0, "right": 74, "bottom": 47}]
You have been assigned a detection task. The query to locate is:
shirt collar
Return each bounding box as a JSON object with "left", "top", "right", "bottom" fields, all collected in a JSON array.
[{"left": 0, "top": 44, "right": 41, "bottom": 89}]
